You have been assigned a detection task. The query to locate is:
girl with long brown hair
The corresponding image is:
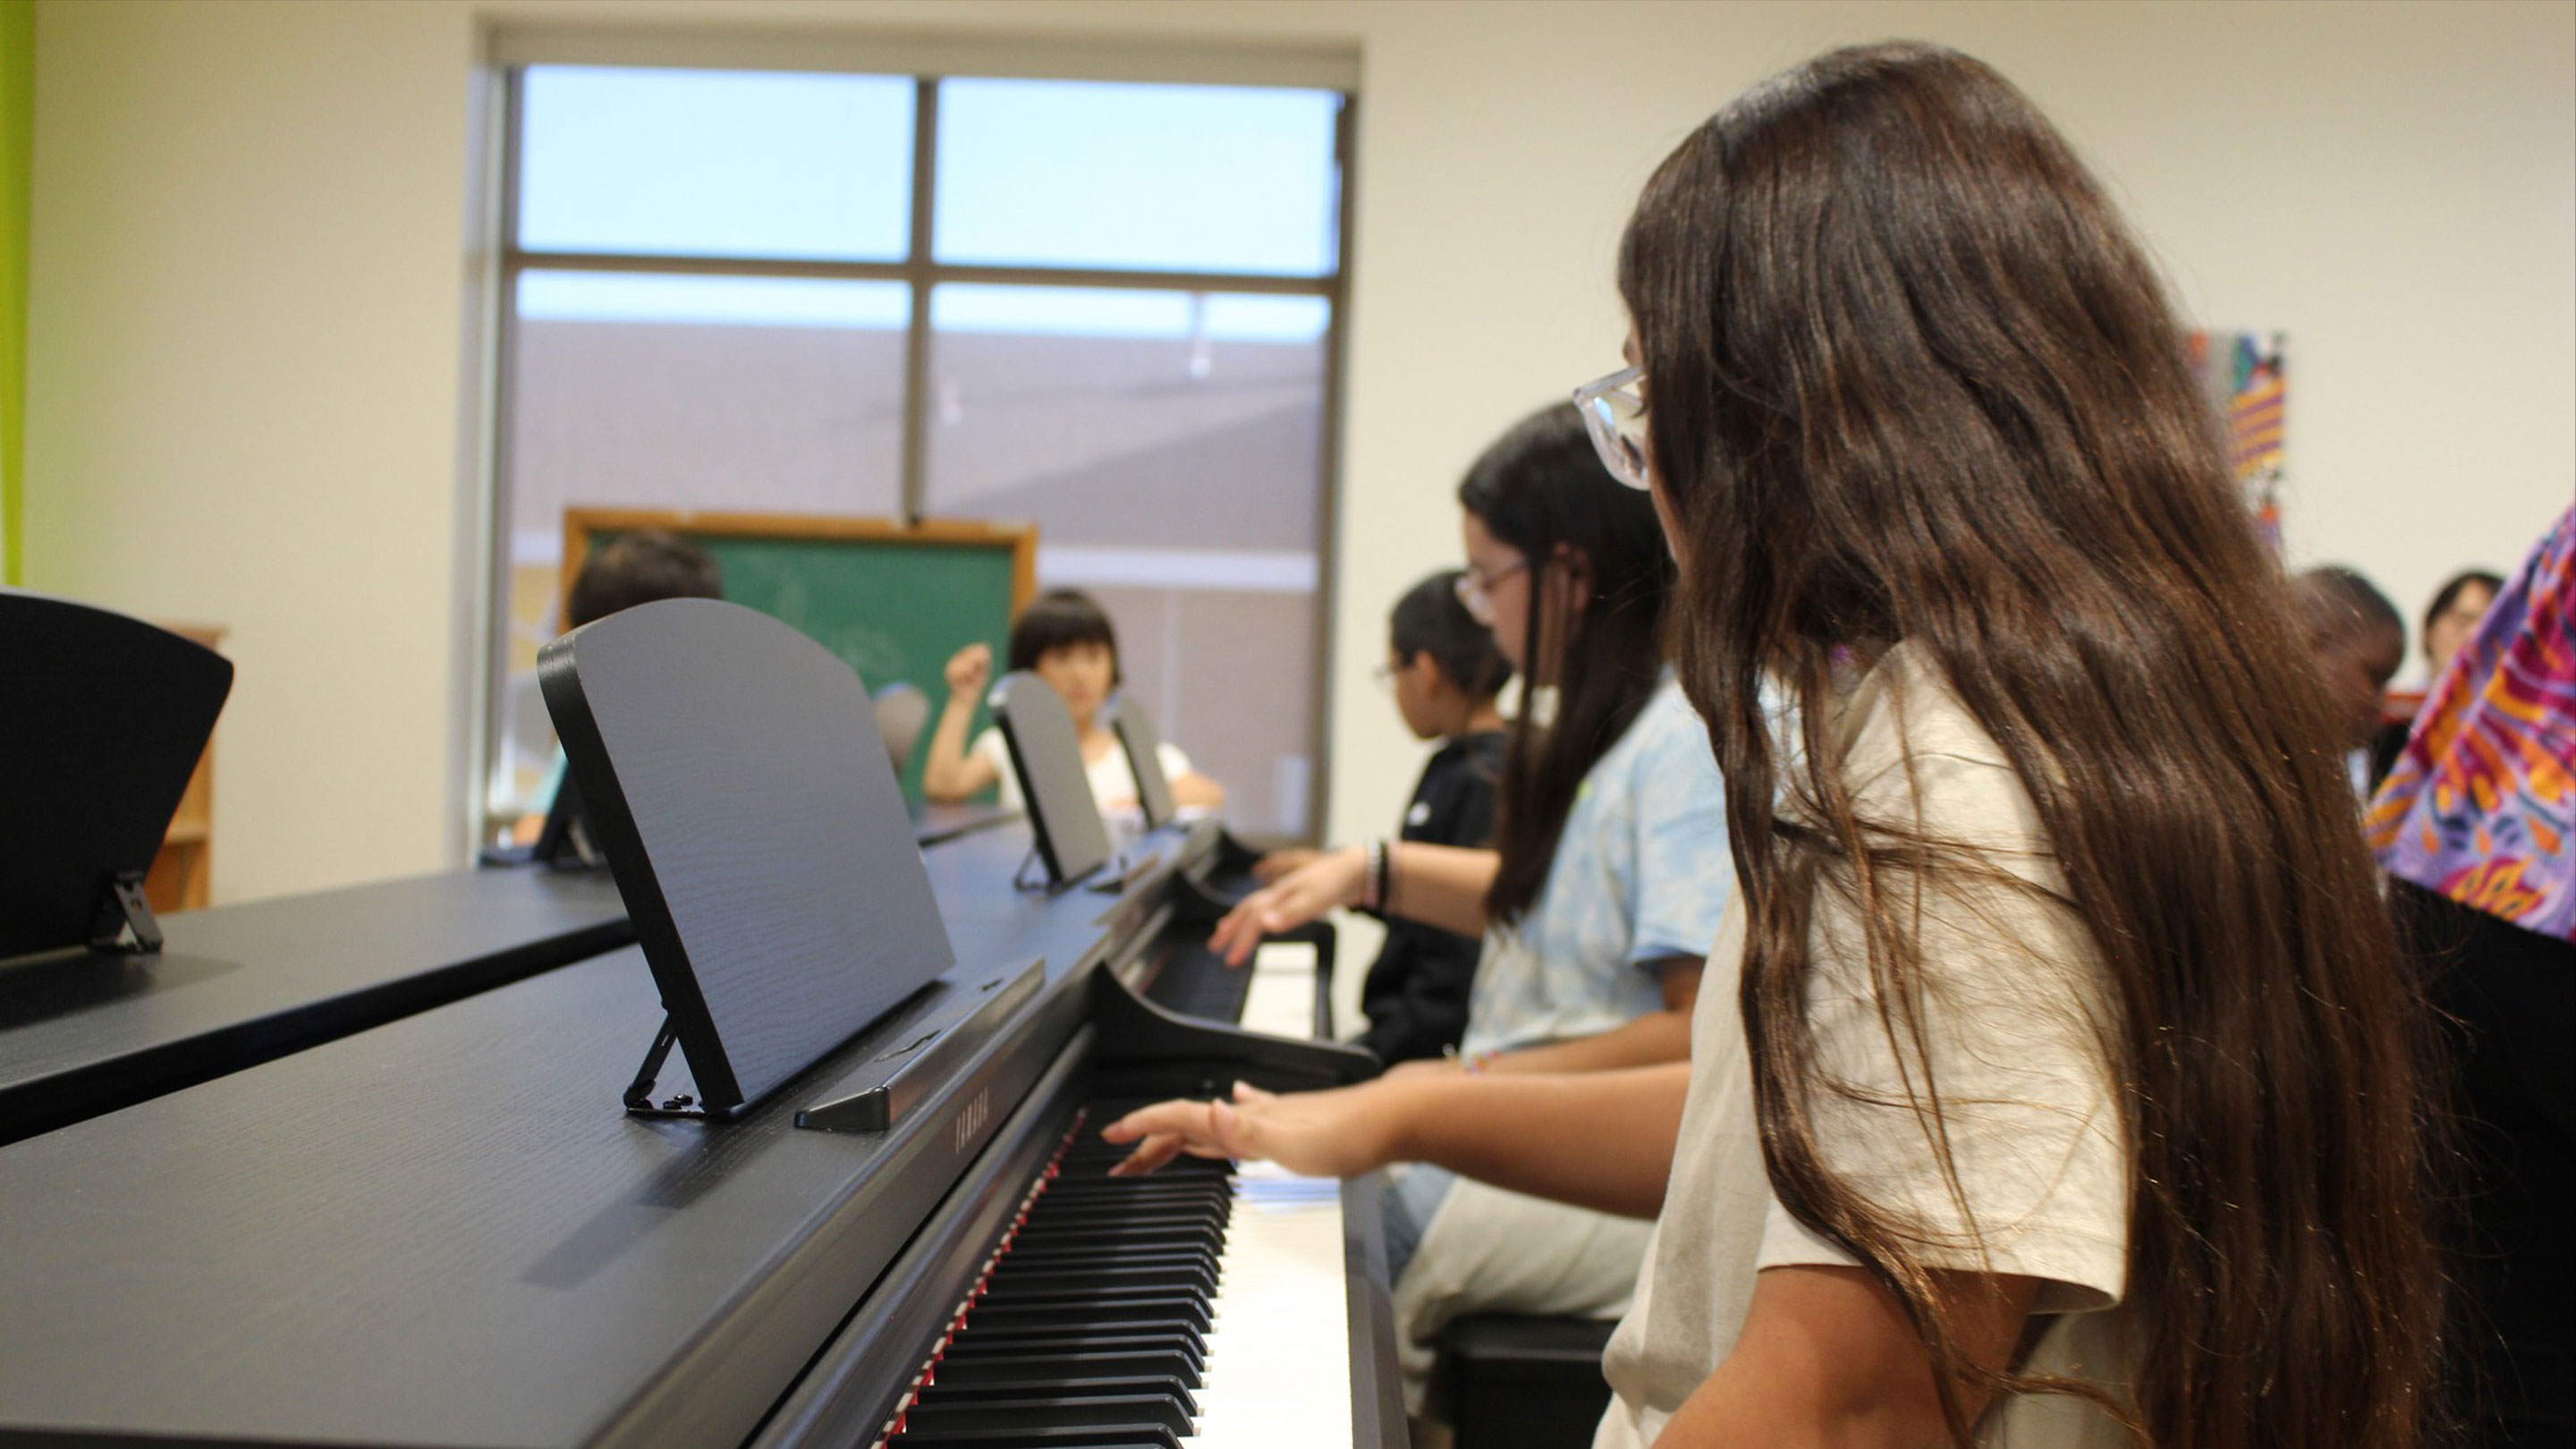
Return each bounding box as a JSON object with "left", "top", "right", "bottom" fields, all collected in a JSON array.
[{"left": 1109, "top": 40, "right": 2442, "bottom": 1448}]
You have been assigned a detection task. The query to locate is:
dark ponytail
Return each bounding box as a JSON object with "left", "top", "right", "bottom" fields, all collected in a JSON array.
[{"left": 1459, "top": 404, "right": 1674, "bottom": 923}]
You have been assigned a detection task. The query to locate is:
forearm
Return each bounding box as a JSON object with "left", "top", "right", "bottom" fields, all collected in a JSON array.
[
  {"left": 1653, "top": 1267, "right": 2038, "bottom": 1449},
  {"left": 920, "top": 696, "right": 987, "bottom": 801},
  {"left": 1655, "top": 1342, "right": 2002, "bottom": 1449},
  {"left": 1654, "top": 1352, "right": 1852, "bottom": 1449},
  {"left": 1485, "top": 1009, "right": 1692, "bottom": 1075},
  {"left": 1171, "top": 771, "right": 1224, "bottom": 809},
  {"left": 1394, "top": 1064, "right": 1688, "bottom": 1218},
  {"left": 1385, "top": 842, "right": 1498, "bottom": 939}
]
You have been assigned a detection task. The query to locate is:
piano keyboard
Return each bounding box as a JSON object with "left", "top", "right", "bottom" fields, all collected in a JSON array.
[
  {"left": 1139, "top": 941, "right": 1250, "bottom": 1025},
  {"left": 1140, "top": 937, "right": 1323, "bottom": 1044},
  {"left": 878, "top": 1108, "right": 1352, "bottom": 1449},
  {"left": 1237, "top": 942, "right": 1320, "bottom": 1041}
]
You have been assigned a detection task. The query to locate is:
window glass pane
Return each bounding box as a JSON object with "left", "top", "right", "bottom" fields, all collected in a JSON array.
[
  {"left": 936, "top": 80, "right": 1340, "bottom": 276},
  {"left": 518, "top": 66, "right": 915, "bottom": 260},
  {"left": 490, "top": 270, "right": 910, "bottom": 822},
  {"left": 925, "top": 284, "right": 1328, "bottom": 835}
]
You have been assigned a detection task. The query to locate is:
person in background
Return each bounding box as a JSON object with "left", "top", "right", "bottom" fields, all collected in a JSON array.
[
  {"left": 2424, "top": 567, "right": 2506, "bottom": 682},
  {"left": 2298, "top": 564, "right": 2406, "bottom": 793},
  {"left": 565, "top": 529, "right": 723, "bottom": 632},
  {"left": 1111, "top": 42, "right": 2444, "bottom": 1449},
  {"left": 2373, "top": 567, "right": 2507, "bottom": 782},
  {"left": 921, "top": 587, "right": 1224, "bottom": 818},
  {"left": 1261, "top": 570, "right": 1513, "bottom": 1066},
  {"left": 511, "top": 530, "right": 724, "bottom": 846},
  {"left": 2370, "top": 509, "right": 2576, "bottom": 1449},
  {"left": 1206, "top": 403, "right": 1733, "bottom": 1417}
]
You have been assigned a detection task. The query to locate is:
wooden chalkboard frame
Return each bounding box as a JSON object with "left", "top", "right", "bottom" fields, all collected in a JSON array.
[{"left": 561, "top": 511, "right": 1038, "bottom": 623}]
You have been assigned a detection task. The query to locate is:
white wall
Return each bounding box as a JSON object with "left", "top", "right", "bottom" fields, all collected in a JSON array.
[
  {"left": 26, "top": 0, "right": 2573, "bottom": 906},
  {"left": 27, "top": 0, "right": 478, "bottom": 903}
]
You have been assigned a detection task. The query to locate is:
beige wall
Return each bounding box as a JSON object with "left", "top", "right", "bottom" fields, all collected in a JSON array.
[{"left": 26, "top": 0, "right": 2573, "bottom": 907}]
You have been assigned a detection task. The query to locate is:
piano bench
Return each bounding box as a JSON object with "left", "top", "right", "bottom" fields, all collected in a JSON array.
[{"left": 1436, "top": 1312, "right": 1619, "bottom": 1449}]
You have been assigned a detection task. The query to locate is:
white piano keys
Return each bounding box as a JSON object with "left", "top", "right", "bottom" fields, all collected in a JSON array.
[
  {"left": 1237, "top": 941, "right": 1319, "bottom": 1040},
  {"left": 1190, "top": 1164, "right": 1353, "bottom": 1447}
]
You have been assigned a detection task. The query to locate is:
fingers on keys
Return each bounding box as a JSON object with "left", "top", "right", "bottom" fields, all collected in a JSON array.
[
  {"left": 1211, "top": 904, "right": 1264, "bottom": 967},
  {"left": 1103, "top": 1091, "right": 1258, "bottom": 1176}
]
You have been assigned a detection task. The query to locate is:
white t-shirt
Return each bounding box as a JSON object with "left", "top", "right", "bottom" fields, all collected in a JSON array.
[
  {"left": 1595, "top": 645, "right": 2135, "bottom": 1448},
  {"left": 970, "top": 725, "right": 1193, "bottom": 819}
]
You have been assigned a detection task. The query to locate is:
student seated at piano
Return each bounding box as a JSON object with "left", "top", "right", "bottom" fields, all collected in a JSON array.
[
  {"left": 1259, "top": 569, "right": 1513, "bottom": 1066},
  {"left": 921, "top": 587, "right": 1224, "bottom": 818},
  {"left": 1109, "top": 42, "right": 2441, "bottom": 1449},
  {"left": 511, "top": 529, "right": 724, "bottom": 846},
  {"left": 1208, "top": 402, "right": 1733, "bottom": 1413}
]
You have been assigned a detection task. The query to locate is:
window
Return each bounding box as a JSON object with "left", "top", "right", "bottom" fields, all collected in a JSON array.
[{"left": 487, "top": 63, "right": 1348, "bottom": 841}]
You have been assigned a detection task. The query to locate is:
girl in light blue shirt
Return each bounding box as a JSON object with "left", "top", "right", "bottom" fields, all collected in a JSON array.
[{"left": 1207, "top": 402, "right": 1733, "bottom": 1413}]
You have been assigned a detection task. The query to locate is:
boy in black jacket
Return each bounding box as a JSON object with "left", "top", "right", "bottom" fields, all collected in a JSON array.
[{"left": 1265, "top": 572, "right": 1510, "bottom": 1063}]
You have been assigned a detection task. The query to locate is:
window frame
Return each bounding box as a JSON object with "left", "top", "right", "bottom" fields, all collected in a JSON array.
[{"left": 475, "top": 57, "right": 1354, "bottom": 848}]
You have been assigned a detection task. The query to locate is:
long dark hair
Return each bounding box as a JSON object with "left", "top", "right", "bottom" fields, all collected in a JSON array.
[
  {"left": 1458, "top": 405, "right": 1673, "bottom": 922},
  {"left": 1621, "top": 43, "right": 2439, "bottom": 1447}
]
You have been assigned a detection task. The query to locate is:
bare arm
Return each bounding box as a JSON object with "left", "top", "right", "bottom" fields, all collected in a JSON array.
[
  {"left": 1479, "top": 957, "right": 1702, "bottom": 1075},
  {"left": 921, "top": 645, "right": 1000, "bottom": 802},
  {"left": 1253, "top": 847, "right": 1322, "bottom": 884},
  {"left": 1385, "top": 840, "right": 1502, "bottom": 938},
  {"left": 1207, "top": 842, "right": 1498, "bottom": 965},
  {"left": 1653, "top": 1266, "right": 2038, "bottom": 1448},
  {"left": 1170, "top": 769, "right": 1225, "bottom": 809},
  {"left": 1103, "top": 1063, "right": 1689, "bottom": 1220}
]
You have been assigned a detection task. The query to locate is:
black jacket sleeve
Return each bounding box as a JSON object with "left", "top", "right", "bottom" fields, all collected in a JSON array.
[{"left": 1354, "top": 733, "right": 1504, "bottom": 1063}]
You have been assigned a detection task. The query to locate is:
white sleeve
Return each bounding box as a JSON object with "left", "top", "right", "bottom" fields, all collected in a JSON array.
[
  {"left": 970, "top": 727, "right": 1022, "bottom": 809},
  {"left": 1753, "top": 749, "right": 2130, "bottom": 1316},
  {"left": 1156, "top": 741, "right": 1193, "bottom": 783}
]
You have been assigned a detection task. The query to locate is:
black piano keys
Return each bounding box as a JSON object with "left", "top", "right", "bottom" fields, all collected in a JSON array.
[
  {"left": 1138, "top": 937, "right": 1254, "bottom": 1026},
  {"left": 881, "top": 1107, "right": 1236, "bottom": 1449}
]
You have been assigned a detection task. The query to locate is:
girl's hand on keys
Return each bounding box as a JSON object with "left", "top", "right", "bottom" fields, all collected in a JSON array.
[
  {"left": 1102, "top": 1080, "right": 1403, "bottom": 1179},
  {"left": 1206, "top": 847, "right": 1368, "bottom": 966},
  {"left": 1252, "top": 847, "right": 1321, "bottom": 884}
]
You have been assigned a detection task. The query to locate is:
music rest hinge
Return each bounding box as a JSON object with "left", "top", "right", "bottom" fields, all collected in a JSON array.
[
  {"left": 1013, "top": 844, "right": 1148, "bottom": 897},
  {"left": 623, "top": 1015, "right": 710, "bottom": 1118},
  {"left": 88, "top": 870, "right": 163, "bottom": 954}
]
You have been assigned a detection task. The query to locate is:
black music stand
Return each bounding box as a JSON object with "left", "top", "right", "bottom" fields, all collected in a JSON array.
[
  {"left": 1114, "top": 690, "right": 1278, "bottom": 898},
  {"left": 475, "top": 771, "right": 602, "bottom": 871},
  {"left": 989, "top": 671, "right": 1114, "bottom": 893},
  {"left": 1106, "top": 689, "right": 1343, "bottom": 1032},
  {"left": 1107, "top": 691, "right": 1180, "bottom": 832},
  {"left": 0, "top": 589, "right": 232, "bottom": 962},
  {"left": 539, "top": 598, "right": 961, "bottom": 1121}
]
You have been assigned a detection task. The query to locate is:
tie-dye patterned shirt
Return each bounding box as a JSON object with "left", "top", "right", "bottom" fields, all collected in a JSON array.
[{"left": 2367, "top": 507, "right": 2575, "bottom": 940}]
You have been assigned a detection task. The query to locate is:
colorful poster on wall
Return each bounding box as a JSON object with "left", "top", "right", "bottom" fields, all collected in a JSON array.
[{"left": 2186, "top": 329, "right": 2287, "bottom": 551}]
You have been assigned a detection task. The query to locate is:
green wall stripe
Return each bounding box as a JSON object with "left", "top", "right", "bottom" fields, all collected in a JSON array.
[{"left": 0, "top": 0, "right": 28, "bottom": 586}]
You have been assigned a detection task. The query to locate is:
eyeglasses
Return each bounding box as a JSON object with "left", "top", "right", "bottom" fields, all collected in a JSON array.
[
  {"left": 1454, "top": 555, "right": 1530, "bottom": 625},
  {"left": 1572, "top": 364, "right": 1652, "bottom": 490}
]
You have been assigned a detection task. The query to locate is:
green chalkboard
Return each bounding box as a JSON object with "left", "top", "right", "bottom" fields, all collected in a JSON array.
[{"left": 566, "top": 512, "right": 1035, "bottom": 803}]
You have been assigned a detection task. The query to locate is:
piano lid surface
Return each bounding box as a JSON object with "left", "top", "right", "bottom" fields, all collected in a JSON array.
[
  {"left": 0, "top": 824, "right": 1175, "bottom": 1449},
  {"left": 0, "top": 867, "right": 632, "bottom": 1144}
]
